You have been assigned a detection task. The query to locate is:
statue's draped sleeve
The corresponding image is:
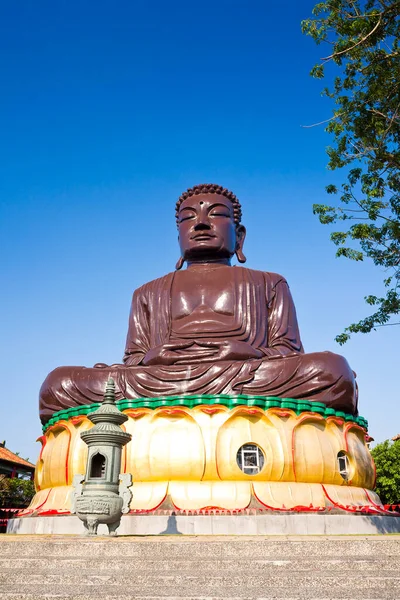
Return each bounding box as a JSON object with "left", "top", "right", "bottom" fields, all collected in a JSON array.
[
  {"left": 261, "top": 273, "right": 304, "bottom": 358},
  {"left": 122, "top": 273, "right": 174, "bottom": 365},
  {"left": 123, "top": 287, "right": 150, "bottom": 365}
]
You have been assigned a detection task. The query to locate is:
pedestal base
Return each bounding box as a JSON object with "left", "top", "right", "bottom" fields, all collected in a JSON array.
[
  {"left": 8, "top": 513, "right": 400, "bottom": 535},
  {"left": 31, "top": 396, "right": 376, "bottom": 514}
]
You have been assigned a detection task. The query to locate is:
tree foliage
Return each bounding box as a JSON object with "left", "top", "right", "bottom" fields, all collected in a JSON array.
[
  {"left": 302, "top": 0, "right": 400, "bottom": 343},
  {"left": 370, "top": 439, "right": 400, "bottom": 505},
  {"left": 0, "top": 475, "right": 35, "bottom": 508}
]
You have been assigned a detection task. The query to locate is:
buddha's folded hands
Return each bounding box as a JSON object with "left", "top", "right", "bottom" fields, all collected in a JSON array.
[
  {"left": 142, "top": 341, "right": 217, "bottom": 366},
  {"left": 173, "top": 340, "right": 264, "bottom": 364}
]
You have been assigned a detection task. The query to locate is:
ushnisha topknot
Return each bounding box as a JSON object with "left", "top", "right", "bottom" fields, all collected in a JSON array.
[{"left": 176, "top": 183, "right": 242, "bottom": 228}]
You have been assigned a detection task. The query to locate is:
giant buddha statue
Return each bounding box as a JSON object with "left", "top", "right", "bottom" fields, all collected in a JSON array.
[
  {"left": 15, "top": 182, "right": 385, "bottom": 528},
  {"left": 40, "top": 183, "right": 357, "bottom": 423}
]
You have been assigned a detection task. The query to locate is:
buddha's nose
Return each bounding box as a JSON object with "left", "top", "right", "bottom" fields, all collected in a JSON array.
[{"left": 194, "top": 219, "right": 211, "bottom": 231}]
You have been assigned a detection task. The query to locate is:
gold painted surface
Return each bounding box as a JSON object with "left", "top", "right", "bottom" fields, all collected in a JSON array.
[
  {"left": 169, "top": 481, "right": 252, "bottom": 511},
  {"left": 294, "top": 416, "right": 339, "bottom": 484},
  {"left": 127, "top": 409, "right": 206, "bottom": 481},
  {"left": 322, "top": 484, "right": 381, "bottom": 508},
  {"left": 344, "top": 424, "right": 375, "bottom": 489},
  {"left": 38, "top": 425, "right": 70, "bottom": 489},
  {"left": 23, "top": 488, "right": 51, "bottom": 512},
  {"left": 130, "top": 481, "right": 167, "bottom": 511},
  {"left": 253, "top": 481, "right": 326, "bottom": 509},
  {"left": 68, "top": 419, "right": 91, "bottom": 485},
  {"left": 191, "top": 406, "right": 228, "bottom": 481},
  {"left": 28, "top": 405, "right": 378, "bottom": 513},
  {"left": 47, "top": 485, "right": 73, "bottom": 512}
]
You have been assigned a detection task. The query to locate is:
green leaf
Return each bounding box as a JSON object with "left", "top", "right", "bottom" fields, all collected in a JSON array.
[
  {"left": 310, "top": 64, "right": 325, "bottom": 78},
  {"left": 326, "top": 184, "right": 338, "bottom": 194}
]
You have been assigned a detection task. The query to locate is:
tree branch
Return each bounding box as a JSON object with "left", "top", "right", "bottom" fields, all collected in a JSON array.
[
  {"left": 301, "top": 116, "right": 338, "bottom": 128},
  {"left": 322, "top": 16, "right": 382, "bottom": 61}
]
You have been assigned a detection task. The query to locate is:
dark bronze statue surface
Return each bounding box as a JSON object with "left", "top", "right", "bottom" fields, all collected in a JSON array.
[{"left": 40, "top": 184, "right": 357, "bottom": 423}]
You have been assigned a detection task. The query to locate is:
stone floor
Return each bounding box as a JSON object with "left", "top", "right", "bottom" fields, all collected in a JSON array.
[{"left": 0, "top": 534, "right": 399, "bottom": 599}]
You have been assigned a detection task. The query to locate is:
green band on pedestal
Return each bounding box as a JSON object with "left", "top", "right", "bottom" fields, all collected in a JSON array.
[{"left": 42, "top": 395, "right": 368, "bottom": 432}]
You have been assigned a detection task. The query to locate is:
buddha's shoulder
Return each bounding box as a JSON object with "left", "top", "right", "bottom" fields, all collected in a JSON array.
[
  {"left": 134, "top": 272, "right": 176, "bottom": 295},
  {"left": 134, "top": 268, "right": 288, "bottom": 295},
  {"left": 234, "top": 266, "right": 288, "bottom": 286}
]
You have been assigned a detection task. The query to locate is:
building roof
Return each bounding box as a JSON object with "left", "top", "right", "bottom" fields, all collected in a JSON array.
[
  {"left": 0, "top": 446, "right": 35, "bottom": 470},
  {"left": 392, "top": 434, "right": 400, "bottom": 442}
]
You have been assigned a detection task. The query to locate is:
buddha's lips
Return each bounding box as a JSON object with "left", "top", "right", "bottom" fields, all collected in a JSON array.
[{"left": 191, "top": 234, "right": 216, "bottom": 240}]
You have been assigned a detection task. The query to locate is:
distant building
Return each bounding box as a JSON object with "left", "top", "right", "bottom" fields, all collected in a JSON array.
[
  {"left": 365, "top": 434, "right": 374, "bottom": 448},
  {"left": 392, "top": 434, "right": 400, "bottom": 442},
  {"left": 0, "top": 441, "right": 35, "bottom": 480}
]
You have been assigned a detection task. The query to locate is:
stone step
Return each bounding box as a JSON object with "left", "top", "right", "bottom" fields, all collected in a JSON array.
[
  {"left": 0, "top": 596, "right": 395, "bottom": 600},
  {"left": 2, "top": 536, "right": 400, "bottom": 558},
  {"left": 0, "top": 596, "right": 307, "bottom": 600},
  {"left": 0, "top": 556, "right": 397, "bottom": 572},
  {"left": 1, "top": 536, "right": 399, "bottom": 599},
  {"left": 1, "top": 569, "right": 400, "bottom": 586},
  {"left": 1, "top": 570, "right": 399, "bottom": 595},
  {"left": 0, "top": 581, "right": 399, "bottom": 599}
]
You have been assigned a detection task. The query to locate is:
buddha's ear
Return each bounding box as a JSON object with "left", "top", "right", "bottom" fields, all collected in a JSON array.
[
  {"left": 175, "top": 233, "right": 185, "bottom": 270},
  {"left": 235, "top": 225, "right": 247, "bottom": 263},
  {"left": 175, "top": 256, "right": 185, "bottom": 270}
]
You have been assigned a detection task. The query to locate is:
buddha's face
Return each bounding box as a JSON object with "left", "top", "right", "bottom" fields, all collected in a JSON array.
[{"left": 177, "top": 194, "right": 243, "bottom": 262}]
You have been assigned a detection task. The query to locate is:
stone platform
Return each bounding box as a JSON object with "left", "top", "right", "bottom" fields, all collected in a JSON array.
[
  {"left": 8, "top": 512, "right": 400, "bottom": 535},
  {"left": 1, "top": 534, "right": 399, "bottom": 599}
]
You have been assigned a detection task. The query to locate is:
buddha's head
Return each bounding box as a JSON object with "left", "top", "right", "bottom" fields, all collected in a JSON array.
[{"left": 175, "top": 183, "right": 246, "bottom": 268}]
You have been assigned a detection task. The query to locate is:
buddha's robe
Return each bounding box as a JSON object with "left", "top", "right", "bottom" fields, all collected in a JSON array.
[{"left": 39, "top": 268, "right": 357, "bottom": 424}]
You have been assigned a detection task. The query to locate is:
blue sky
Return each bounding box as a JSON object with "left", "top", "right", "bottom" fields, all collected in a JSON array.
[{"left": 1, "top": 1, "right": 398, "bottom": 462}]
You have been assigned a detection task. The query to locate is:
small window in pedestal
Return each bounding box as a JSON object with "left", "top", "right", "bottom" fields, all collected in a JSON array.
[
  {"left": 337, "top": 451, "right": 350, "bottom": 480},
  {"left": 236, "top": 444, "right": 265, "bottom": 475},
  {"left": 90, "top": 452, "right": 106, "bottom": 478}
]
